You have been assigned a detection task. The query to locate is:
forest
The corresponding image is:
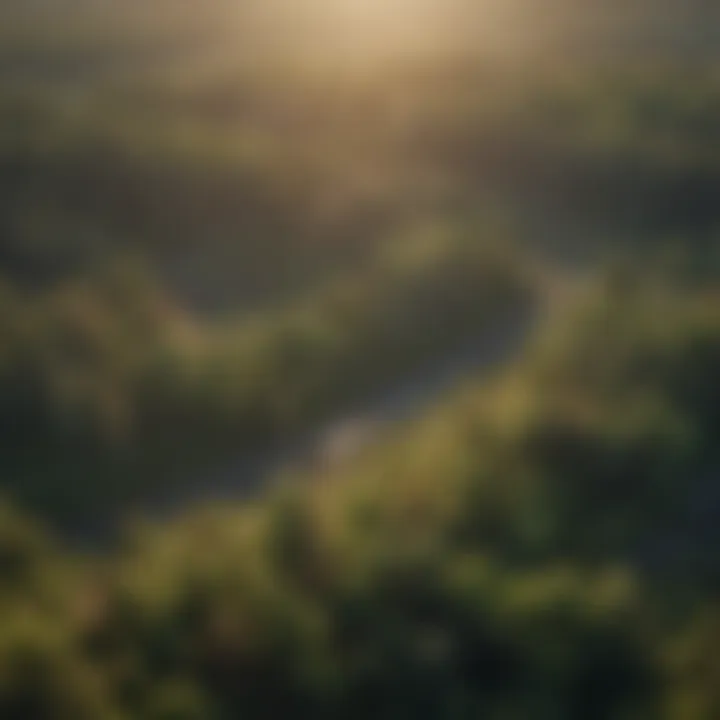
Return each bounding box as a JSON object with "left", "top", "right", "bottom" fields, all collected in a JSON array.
[{"left": 1, "top": 1, "right": 720, "bottom": 717}]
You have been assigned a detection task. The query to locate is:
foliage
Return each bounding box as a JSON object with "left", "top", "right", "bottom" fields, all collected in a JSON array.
[
  {"left": 1, "top": 281, "right": 719, "bottom": 716},
  {"left": 0, "top": 231, "right": 534, "bottom": 528},
  {"left": 0, "top": 1, "right": 720, "bottom": 716}
]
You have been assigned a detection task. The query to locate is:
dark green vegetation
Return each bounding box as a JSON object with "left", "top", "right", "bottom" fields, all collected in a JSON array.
[
  {"left": 1, "top": 0, "right": 720, "bottom": 717},
  {"left": 0, "top": 235, "right": 534, "bottom": 529},
  {"left": 3, "top": 282, "right": 720, "bottom": 718}
]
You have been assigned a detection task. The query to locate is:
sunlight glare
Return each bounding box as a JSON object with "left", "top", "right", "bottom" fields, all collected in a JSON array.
[{"left": 283, "top": 0, "right": 456, "bottom": 63}]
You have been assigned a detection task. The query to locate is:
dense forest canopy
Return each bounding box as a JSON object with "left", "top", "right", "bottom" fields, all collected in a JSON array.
[{"left": 0, "top": 0, "right": 719, "bottom": 717}]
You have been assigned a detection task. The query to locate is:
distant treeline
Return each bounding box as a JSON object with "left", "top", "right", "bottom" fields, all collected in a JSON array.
[{"left": 2, "top": 56, "right": 719, "bottom": 303}]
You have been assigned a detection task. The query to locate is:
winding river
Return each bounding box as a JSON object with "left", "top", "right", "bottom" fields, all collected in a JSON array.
[{"left": 137, "top": 307, "right": 539, "bottom": 527}]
